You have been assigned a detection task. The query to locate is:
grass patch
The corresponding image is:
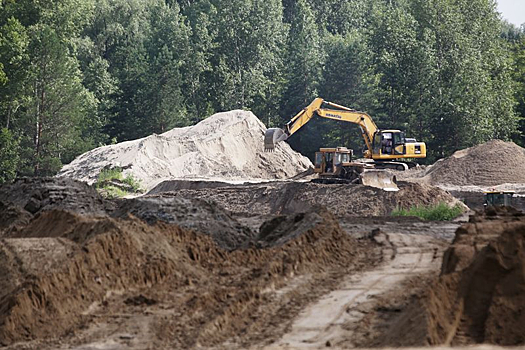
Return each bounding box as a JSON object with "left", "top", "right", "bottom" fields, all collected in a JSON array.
[
  {"left": 391, "top": 202, "right": 464, "bottom": 221},
  {"left": 97, "top": 167, "right": 123, "bottom": 183},
  {"left": 95, "top": 167, "right": 143, "bottom": 198}
]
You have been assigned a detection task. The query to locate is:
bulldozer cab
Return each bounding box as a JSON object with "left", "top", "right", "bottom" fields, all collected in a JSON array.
[
  {"left": 484, "top": 191, "right": 514, "bottom": 207},
  {"left": 314, "top": 147, "right": 352, "bottom": 175}
]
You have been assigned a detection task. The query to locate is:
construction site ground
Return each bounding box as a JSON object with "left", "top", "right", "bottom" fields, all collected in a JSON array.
[
  {"left": 3, "top": 176, "right": 520, "bottom": 350},
  {"left": 2, "top": 137, "right": 525, "bottom": 348}
]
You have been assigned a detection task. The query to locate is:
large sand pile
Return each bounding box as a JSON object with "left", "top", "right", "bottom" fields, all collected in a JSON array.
[
  {"left": 424, "top": 140, "right": 525, "bottom": 186},
  {"left": 58, "top": 110, "right": 312, "bottom": 190}
]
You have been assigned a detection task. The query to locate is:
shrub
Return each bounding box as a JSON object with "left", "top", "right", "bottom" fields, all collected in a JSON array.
[
  {"left": 95, "top": 167, "right": 143, "bottom": 197},
  {"left": 392, "top": 202, "right": 464, "bottom": 221}
]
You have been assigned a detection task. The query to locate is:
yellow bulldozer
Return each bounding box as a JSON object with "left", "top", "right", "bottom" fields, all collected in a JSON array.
[{"left": 265, "top": 98, "right": 427, "bottom": 191}]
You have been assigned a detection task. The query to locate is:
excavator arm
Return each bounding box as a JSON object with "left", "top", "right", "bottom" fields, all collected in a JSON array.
[{"left": 265, "top": 98, "right": 379, "bottom": 157}]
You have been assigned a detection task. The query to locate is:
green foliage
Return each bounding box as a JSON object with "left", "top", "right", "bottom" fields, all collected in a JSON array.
[
  {"left": 97, "top": 167, "right": 124, "bottom": 183},
  {"left": 95, "top": 167, "right": 143, "bottom": 197},
  {"left": 101, "top": 185, "right": 129, "bottom": 199},
  {"left": 121, "top": 175, "right": 142, "bottom": 193},
  {"left": 0, "top": 0, "right": 523, "bottom": 175},
  {"left": 392, "top": 202, "right": 464, "bottom": 221},
  {"left": 0, "top": 127, "right": 20, "bottom": 184}
]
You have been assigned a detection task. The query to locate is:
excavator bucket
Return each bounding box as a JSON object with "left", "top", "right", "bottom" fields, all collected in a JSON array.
[
  {"left": 264, "top": 128, "right": 288, "bottom": 151},
  {"left": 360, "top": 170, "right": 399, "bottom": 192}
]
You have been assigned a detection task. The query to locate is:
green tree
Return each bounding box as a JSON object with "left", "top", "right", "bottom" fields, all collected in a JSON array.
[
  {"left": 0, "top": 0, "right": 98, "bottom": 175},
  {"left": 208, "top": 0, "right": 287, "bottom": 120},
  {"left": 0, "top": 128, "right": 20, "bottom": 184},
  {"left": 319, "top": 32, "right": 379, "bottom": 153},
  {"left": 0, "top": 17, "right": 29, "bottom": 129},
  {"left": 181, "top": 0, "right": 217, "bottom": 122},
  {"left": 510, "top": 32, "right": 525, "bottom": 144},
  {"left": 280, "top": 0, "right": 324, "bottom": 157},
  {"left": 367, "top": 0, "right": 518, "bottom": 160},
  {"left": 24, "top": 24, "right": 97, "bottom": 175}
]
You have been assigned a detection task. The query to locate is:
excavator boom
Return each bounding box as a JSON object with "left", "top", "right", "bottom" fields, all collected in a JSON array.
[
  {"left": 264, "top": 98, "right": 378, "bottom": 155},
  {"left": 264, "top": 97, "right": 426, "bottom": 162}
]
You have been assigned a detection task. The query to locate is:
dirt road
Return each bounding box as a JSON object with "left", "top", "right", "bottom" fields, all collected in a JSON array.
[{"left": 267, "top": 231, "right": 451, "bottom": 349}]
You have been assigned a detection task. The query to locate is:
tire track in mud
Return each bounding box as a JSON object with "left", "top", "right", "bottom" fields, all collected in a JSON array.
[{"left": 268, "top": 233, "right": 446, "bottom": 349}]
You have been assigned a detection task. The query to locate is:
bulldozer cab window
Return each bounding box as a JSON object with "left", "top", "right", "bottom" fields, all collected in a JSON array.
[
  {"left": 326, "top": 152, "right": 334, "bottom": 172},
  {"left": 335, "top": 153, "right": 342, "bottom": 165},
  {"left": 341, "top": 153, "right": 350, "bottom": 163},
  {"left": 314, "top": 152, "right": 323, "bottom": 168}
]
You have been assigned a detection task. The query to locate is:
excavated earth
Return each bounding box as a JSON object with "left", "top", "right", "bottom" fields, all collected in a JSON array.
[
  {"left": 398, "top": 140, "right": 525, "bottom": 212},
  {"left": 2, "top": 168, "right": 525, "bottom": 348},
  {"left": 0, "top": 177, "right": 379, "bottom": 349},
  {"left": 337, "top": 207, "right": 525, "bottom": 348},
  {"left": 0, "top": 176, "right": 471, "bottom": 350}
]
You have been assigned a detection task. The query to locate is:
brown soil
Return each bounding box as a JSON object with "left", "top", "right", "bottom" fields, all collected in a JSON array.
[
  {"left": 353, "top": 208, "right": 525, "bottom": 347},
  {"left": 0, "top": 177, "right": 110, "bottom": 236},
  {"left": 148, "top": 180, "right": 464, "bottom": 218},
  {"left": 0, "top": 178, "right": 375, "bottom": 348},
  {"left": 110, "top": 196, "right": 257, "bottom": 250},
  {"left": 5, "top": 176, "right": 525, "bottom": 349},
  {"left": 424, "top": 140, "right": 525, "bottom": 186}
]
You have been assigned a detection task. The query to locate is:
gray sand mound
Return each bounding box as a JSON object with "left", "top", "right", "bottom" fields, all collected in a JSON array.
[
  {"left": 424, "top": 140, "right": 525, "bottom": 186},
  {"left": 58, "top": 110, "right": 312, "bottom": 190}
]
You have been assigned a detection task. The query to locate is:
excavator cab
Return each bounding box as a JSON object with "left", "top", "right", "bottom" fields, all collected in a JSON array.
[{"left": 370, "top": 130, "right": 425, "bottom": 163}]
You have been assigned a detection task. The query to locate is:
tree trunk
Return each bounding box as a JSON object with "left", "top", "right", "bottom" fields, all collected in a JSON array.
[{"left": 34, "top": 73, "right": 46, "bottom": 176}]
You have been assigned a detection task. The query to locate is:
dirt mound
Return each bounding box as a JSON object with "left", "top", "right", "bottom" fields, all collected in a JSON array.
[
  {"left": 425, "top": 209, "right": 525, "bottom": 346},
  {"left": 0, "top": 207, "right": 370, "bottom": 347},
  {"left": 0, "top": 177, "right": 109, "bottom": 236},
  {"left": 0, "top": 177, "right": 108, "bottom": 216},
  {"left": 363, "top": 210, "right": 525, "bottom": 347},
  {"left": 424, "top": 140, "right": 525, "bottom": 186},
  {"left": 58, "top": 110, "right": 312, "bottom": 190},
  {"left": 111, "top": 196, "right": 256, "bottom": 250},
  {"left": 0, "top": 178, "right": 258, "bottom": 250},
  {"left": 149, "top": 181, "right": 465, "bottom": 217}
]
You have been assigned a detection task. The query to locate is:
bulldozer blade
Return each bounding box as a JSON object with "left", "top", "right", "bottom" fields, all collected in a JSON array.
[
  {"left": 264, "top": 128, "right": 288, "bottom": 151},
  {"left": 360, "top": 170, "right": 399, "bottom": 192}
]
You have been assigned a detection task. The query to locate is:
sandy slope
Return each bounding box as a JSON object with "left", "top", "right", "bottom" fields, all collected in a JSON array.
[{"left": 58, "top": 110, "right": 312, "bottom": 190}]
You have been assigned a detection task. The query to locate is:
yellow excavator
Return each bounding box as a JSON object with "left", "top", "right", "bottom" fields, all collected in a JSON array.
[{"left": 264, "top": 98, "right": 427, "bottom": 190}]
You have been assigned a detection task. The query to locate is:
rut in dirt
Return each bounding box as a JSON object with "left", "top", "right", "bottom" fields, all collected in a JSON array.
[{"left": 270, "top": 231, "right": 448, "bottom": 349}]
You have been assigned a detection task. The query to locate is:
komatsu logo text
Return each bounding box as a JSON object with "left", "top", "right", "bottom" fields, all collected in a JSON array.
[{"left": 326, "top": 113, "right": 342, "bottom": 119}]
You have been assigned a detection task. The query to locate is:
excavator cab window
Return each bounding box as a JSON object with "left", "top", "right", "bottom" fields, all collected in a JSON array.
[
  {"left": 381, "top": 132, "right": 393, "bottom": 155},
  {"left": 393, "top": 132, "right": 404, "bottom": 145},
  {"left": 373, "top": 133, "right": 382, "bottom": 155},
  {"left": 393, "top": 132, "right": 405, "bottom": 155},
  {"left": 341, "top": 153, "right": 350, "bottom": 163}
]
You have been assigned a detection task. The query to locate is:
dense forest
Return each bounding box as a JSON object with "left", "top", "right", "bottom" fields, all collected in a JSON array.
[{"left": 0, "top": 0, "right": 524, "bottom": 183}]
